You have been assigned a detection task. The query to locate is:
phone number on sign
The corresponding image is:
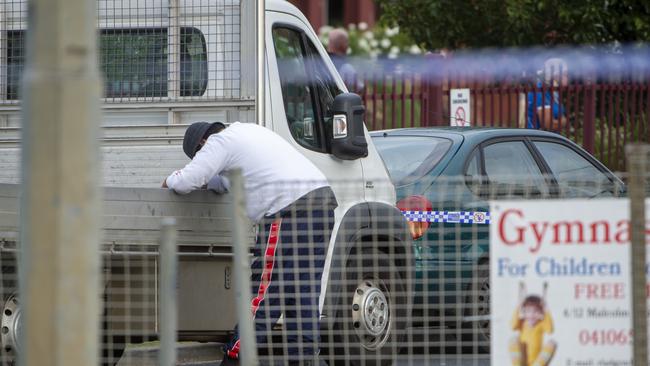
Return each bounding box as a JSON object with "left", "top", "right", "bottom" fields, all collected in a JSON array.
[{"left": 579, "top": 329, "right": 633, "bottom": 346}]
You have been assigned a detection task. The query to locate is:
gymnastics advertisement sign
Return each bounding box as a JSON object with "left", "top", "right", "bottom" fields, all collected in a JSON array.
[{"left": 490, "top": 199, "right": 645, "bottom": 366}]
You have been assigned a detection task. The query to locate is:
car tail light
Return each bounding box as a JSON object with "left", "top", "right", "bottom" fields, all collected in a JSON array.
[{"left": 397, "top": 195, "right": 433, "bottom": 240}]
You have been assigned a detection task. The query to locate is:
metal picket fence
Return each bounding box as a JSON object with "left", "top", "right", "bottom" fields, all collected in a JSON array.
[{"left": 354, "top": 55, "right": 650, "bottom": 173}]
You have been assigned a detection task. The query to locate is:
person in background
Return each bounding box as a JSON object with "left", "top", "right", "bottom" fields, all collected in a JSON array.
[
  {"left": 327, "top": 28, "right": 364, "bottom": 94},
  {"left": 163, "top": 121, "right": 338, "bottom": 365},
  {"left": 526, "top": 58, "right": 569, "bottom": 131}
]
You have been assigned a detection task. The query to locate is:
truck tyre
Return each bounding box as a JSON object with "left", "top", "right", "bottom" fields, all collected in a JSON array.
[
  {"left": 463, "top": 258, "right": 490, "bottom": 353},
  {"left": 330, "top": 247, "right": 406, "bottom": 366}
]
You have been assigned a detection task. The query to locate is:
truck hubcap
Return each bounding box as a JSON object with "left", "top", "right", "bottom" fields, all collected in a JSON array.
[{"left": 351, "top": 279, "right": 391, "bottom": 350}]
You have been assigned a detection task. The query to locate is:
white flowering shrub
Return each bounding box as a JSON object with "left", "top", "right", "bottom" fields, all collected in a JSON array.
[{"left": 318, "top": 22, "right": 422, "bottom": 59}]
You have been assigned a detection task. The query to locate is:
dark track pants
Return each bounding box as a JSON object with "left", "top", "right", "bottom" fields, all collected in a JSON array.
[{"left": 225, "top": 187, "right": 337, "bottom": 361}]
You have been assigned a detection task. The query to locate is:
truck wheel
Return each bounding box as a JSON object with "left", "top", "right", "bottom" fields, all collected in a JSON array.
[
  {"left": 463, "top": 259, "right": 490, "bottom": 353},
  {"left": 1, "top": 293, "right": 21, "bottom": 362},
  {"left": 331, "top": 247, "right": 406, "bottom": 366}
]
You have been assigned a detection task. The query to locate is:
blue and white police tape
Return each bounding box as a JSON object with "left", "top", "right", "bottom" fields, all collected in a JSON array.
[{"left": 401, "top": 210, "right": 490, "bottom": 224}]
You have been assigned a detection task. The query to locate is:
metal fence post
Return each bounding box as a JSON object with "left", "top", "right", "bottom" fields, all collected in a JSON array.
[
  {"left": 230, "top": 169, "right": 258, "bottom": 366},
  {"left": 256, "top": 0, "right": 265, "bottom": 126},
  {"left": 159, "top": 218, "right": 178, "bottom": 366},
  {"left": 626, "top": 143, "right": 648, "bottom": 366},
  {"left": 240, "top": 0, "right": 257, "bottom": 102},
  {"left": 167, "top": 0, "right": 180, "bottom": 124},
  {"left": 423, "top": 73, "right": 443, "bottom": 126},
  {"left": 18, "top": 0, "right": 102, "bottom": 365},
  {"left": 583, "top": 78, "right": 597, "bottom": 154}
]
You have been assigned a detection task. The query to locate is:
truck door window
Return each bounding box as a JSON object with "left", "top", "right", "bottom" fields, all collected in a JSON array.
[
  {"left": 304, "top": 41, "right": 340, "bottom": 140},
  {"left": 5, "top": 28, "right": 207, "bottom": 100},
  {"left": 273, "top": 27, "right": 333, "bottom": 152}
]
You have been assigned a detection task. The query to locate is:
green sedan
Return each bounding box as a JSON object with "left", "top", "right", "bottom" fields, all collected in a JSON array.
[{"left": 370, "top": 127, "right": 625, "bottom": 352}]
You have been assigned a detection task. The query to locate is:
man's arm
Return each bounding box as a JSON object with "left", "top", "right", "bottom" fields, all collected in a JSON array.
[
  {"left": 534, "top": 88, "right": 567, "bottom": 131},
  {"left": 165, "top": 138, "right": 229, "bottom": 194},
  {"left": 207, "top": 174, "right": 230, "bottom": 194},
  {"left": 536, "top": 106, "right": 567, "bottom": 131}
]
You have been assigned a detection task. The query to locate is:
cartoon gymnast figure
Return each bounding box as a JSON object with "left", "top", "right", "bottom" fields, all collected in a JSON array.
[{"left": 509, "top": 282, "right": 557, "bottom": 366}]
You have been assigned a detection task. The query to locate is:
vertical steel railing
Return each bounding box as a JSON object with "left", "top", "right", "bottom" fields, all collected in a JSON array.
[
  {"left": 626, "top": 144, "right": 648, "bottom": 366},
  {"left": 159, "top": 218, "right": 178, "bottom": 366},
  {"left": 230, "top": 169, "right": 258, "bottom": 366},
  {"left": 256, "top": 0, "right": 265, "bottom": 126},
  {"left": 19, "top": 0, "right": 102, "bottom": 365}
]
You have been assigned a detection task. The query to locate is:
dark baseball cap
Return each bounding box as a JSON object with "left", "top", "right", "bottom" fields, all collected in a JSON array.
[{"left": 182, "top": 121, "right": 226, "bottom": 159}]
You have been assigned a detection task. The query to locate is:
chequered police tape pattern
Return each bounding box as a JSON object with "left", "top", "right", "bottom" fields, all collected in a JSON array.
[{"left": 401, "top": 210, "right": 491, "bottom": 224}]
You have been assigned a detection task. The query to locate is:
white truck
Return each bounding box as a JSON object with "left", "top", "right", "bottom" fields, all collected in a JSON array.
[{"left": 0, "top": 0, "right": 413, "bottom": 365}]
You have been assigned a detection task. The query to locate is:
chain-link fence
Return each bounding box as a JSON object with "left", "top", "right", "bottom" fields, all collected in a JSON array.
[
  {"left": 2, "top": 167, "right": 649, "bottom": 365},
  {"left": 2, "top": 0, "right": 648, "bottom": 365},
  {"left": 225, "top": 174, "right": 636, "bottom": 366},
  {"left": 0, "top": 184, "right": 243, "bottom": 366}
]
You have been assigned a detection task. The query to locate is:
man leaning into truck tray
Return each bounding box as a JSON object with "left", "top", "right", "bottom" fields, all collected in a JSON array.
[{"left": 163, "top": 121, "right": 337, "bottom": 365}]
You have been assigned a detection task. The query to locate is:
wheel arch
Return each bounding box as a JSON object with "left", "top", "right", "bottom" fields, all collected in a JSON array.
[{"left": 322, "top": 201, "right": 414, "bottom": 326}]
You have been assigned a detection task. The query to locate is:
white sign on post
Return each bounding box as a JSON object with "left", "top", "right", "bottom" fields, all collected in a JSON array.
[
  {"left": 450, "top": 88, "right": 470, "bottom": 126},
  {"left": 490, "top": 199, "right": 647, "bottom": 366}
]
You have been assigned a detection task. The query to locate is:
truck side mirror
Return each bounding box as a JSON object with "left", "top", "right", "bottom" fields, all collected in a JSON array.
[{"left": 330, "top": 93, "right": 368, "bottom": 160}]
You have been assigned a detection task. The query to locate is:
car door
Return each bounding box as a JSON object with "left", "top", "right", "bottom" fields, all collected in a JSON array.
[
  {"left": 413, "top": 136, "right": 549, "bottom": 299},
  {"left": 433, "top": 138, "right": 553, "bottom": 288},
  {"left": 441, "top": 138, "right": 553, "bottom": 263}
]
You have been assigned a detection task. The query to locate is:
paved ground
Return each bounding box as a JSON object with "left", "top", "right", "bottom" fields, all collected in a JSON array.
[
  {"left": 116, "top": 341, "right": 223, "bottom": 366},
  {"left": 223, "top": 358, "right": 490, "bottom": 366},
  {"left": 244, "top": 357, "right": 490, "bottom": 365},
  {"left": 116, "top": 341, "right": 491, "bottom": 366},
  {"left": 394, "top": 357, "right": 490, "bottom": 366}
]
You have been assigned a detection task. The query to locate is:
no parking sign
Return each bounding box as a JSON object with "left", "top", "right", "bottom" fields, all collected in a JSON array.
[{"left": 450, "top": 88, "right": 470, "bottom": 126}]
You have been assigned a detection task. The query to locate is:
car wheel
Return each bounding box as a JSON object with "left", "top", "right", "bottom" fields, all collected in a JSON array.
[
  {"left": 463, "top": 259, "right": 490, "bottom": 353},
  {"left": 330, "top": 247, "right": 407, "bottom": 366}
]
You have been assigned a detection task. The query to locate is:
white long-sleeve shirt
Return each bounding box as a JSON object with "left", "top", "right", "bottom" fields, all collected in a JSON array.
[{"left": 166, "top": 122, "right": 329, "bottom": 222}]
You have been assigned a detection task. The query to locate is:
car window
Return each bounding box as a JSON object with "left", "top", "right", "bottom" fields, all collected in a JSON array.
[
  {"left": 372, "top": 135, "right": 452, "bottom": 185},
  {"left": 533, "top": 141, "right": 613, "bottom": 198},
  {"left": 272, "top": 27, "right": 324, "bottom": 152},
  {"left": 483, "top": 141, "right": 549, "bottom": 197}
]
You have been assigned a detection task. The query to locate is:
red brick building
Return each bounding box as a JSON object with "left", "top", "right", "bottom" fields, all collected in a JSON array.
[{"left": 287, "top": 0, "right": 379, "bottom": 33}]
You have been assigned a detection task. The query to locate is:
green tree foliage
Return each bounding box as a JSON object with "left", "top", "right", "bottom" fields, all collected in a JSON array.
[{"left": 376, "top": 0, "right": 650, "bottom": 49}]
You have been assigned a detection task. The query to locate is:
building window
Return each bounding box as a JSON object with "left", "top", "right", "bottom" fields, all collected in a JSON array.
[{"left": 328, "top": 0, "right": 344, "bottom": 26}]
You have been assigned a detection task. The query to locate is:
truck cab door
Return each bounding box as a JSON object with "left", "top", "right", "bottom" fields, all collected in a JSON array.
[{"left": 265, "top": 11, "right": 365, "bottom": 210}]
